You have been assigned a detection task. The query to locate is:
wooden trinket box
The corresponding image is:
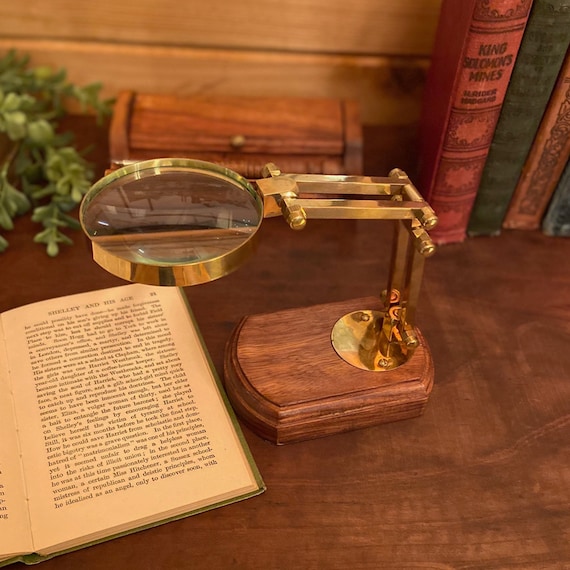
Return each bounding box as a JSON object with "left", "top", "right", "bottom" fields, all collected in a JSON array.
[{"left": 109, "top": 91, "right": 363, "bottom": 177}]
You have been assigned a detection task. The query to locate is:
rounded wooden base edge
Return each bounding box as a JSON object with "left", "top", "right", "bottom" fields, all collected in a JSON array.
[{"left": 223, "top": 307, "right": 435, "bottom": 445}]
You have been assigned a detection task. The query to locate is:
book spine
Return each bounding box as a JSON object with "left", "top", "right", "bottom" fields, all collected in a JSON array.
[
  {"left": 468, "top": 0, "right": 570, "bottom": 236},
  {"left": 542, "top": 158, "right": 570, "bottom": 235},
  {"left": 418, "top": 0, "right": 533, "bottom": 245},
  {"left": 502, "top": 49, "right": 570, "bottom": 230}
]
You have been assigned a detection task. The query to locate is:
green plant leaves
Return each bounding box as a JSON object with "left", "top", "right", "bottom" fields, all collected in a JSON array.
[
  {"left": 28, "top": 119, "right": 55, "bottom": 145},
  {"left": 32, "top": 203, "right": 77, "bottom": 257},
  {"left": 0, "top": 49, "right": 113, "bottom": 255}
]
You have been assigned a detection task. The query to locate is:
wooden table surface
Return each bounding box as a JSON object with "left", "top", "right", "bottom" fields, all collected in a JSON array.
[{"left": 1, "top": 120, "right": 569, "bottom": 569}]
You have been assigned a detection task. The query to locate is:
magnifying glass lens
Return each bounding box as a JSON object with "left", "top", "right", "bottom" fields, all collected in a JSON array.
[{"left": 80, "top": 159, "right": 263, "bottom": 285}]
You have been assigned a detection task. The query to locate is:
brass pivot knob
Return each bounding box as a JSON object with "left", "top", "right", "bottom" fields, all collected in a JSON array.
[{"left": 281, "top": 201, "right": 307, "bottom": 230}]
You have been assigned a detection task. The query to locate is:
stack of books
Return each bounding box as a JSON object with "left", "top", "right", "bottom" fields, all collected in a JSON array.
[{"left": 418, "top": 0, "right": 570, "bottom": 244}]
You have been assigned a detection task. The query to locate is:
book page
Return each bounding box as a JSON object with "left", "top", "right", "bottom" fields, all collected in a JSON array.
[
  {"left": 0, "top": 325, "right": 33, "bottom": 561},
  {"left": 2, "top": 284, "right": 261, "bottom": 555}
]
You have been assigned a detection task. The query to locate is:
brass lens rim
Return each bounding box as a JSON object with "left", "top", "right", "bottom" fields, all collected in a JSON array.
[{"left": 80, "top": 158, "right": 264, "bottom": 287}]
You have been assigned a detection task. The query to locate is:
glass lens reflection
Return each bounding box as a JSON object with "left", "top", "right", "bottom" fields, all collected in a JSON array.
[{"left": 81, "top": 163, "right": 262, "bottom": 267}]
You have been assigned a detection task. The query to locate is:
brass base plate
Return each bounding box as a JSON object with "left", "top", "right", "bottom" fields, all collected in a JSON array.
[
  {"left": 224, "top": 297, "right": 434, "bottom": 445},
  {"left": 331, "top": 309, "right": 406, "bottom": 371}
]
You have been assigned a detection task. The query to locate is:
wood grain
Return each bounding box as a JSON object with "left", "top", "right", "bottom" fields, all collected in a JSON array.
[
  {"left": 0, "top": 0, "right": 439, "bottom": 126},
  {"left": 224, "top": 297, "right": 434, "bottom": 444},
  {"left": 1, "top": 117, "right": 568, "bottom": 568},
  {"left": 110, "top": 91, "right": 363, "bottom": 176},
  {"left": 0, "top": 0, "right": 441, "bottom": 56},
  {"left": 128, "top": 93, "right": 345, "bottom": 154},
  {"left": 0, "top": 39, "right": 428, "bottom": 126}
]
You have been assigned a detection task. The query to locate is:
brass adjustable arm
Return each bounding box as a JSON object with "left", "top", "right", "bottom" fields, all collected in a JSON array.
[
  {"left": 256, "top": 164, "right": 437, "bottom": 254},
  {"left": 254, "top": 163, "right": 438, "bottom": 370}
]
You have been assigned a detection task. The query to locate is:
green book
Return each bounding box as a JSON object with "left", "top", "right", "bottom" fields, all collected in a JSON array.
[
  {"left": 468, "top": 0, "right": 570, "bottom": 236},
  {"left": 543, "top": 159, "right": 570, "bottom": 235},
  {"left": 0, "top": 284, "right": 264, "bottom": 566}
]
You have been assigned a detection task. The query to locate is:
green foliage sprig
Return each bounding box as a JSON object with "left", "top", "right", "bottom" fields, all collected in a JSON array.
[{"left": 0, "top": 50, "right": 113, "bottom": 256}]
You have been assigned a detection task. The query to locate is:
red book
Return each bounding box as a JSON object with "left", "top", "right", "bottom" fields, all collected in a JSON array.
[{"left": 417, "top": 0, "right": 533, "bottom": 244}]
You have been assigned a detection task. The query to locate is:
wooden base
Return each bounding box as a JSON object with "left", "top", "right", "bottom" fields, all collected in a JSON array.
[{"left": 224, "top": 297, "right": 434, "bottom": 444}]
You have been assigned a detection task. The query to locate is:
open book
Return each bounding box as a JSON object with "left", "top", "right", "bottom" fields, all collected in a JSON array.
[{"left": 0, "top": 284, "right": 264, "bottom": 566}]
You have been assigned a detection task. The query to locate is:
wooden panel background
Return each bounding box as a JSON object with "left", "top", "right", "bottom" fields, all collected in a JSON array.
[{"left": 0, "top": 0, "right": 442, "bottom": 125}]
